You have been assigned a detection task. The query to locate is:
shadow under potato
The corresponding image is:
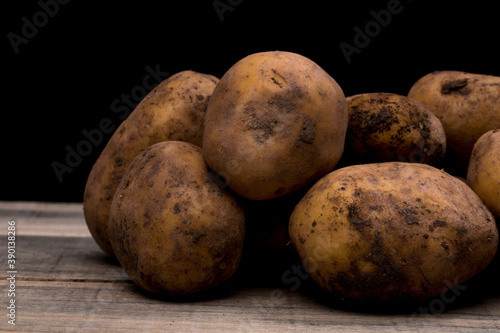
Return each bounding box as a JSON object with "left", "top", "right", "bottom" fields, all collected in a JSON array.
[
  {"left": 235, "top": 188, "right": 309, "bottom": 288},
  {"left": 92, "top": 198, "right": 500, "bottom": 309},
  {"left": 300, "top": 251, "right": 500, "bottom": 315},
  {"left": 131, "top": 276, "right": 241, "bottom": 304},
  {"left": 124, "top": 253, "right": 498, "bottom": 312},
  {"left": 103, "top": 253, "right": 121, "bottom": 267}
]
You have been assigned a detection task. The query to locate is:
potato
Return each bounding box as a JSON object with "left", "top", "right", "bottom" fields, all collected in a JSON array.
[
  {"left": 83, "top": 71, "right": 219, "bottom": 256},
  {"left": 289, "top": 162, "right": 498, "bottom": 303},
  {"left": 202, "top": 51, "right": 348, "bottom": 200},
  {"left": 109, "top": 141, "right": 245, "bottom": 295},
  {"left": 467, "top": 129, "right": 500, "bottom": 218},
  {"left": 345, "top": 93, "right": 446, "bottom": 166},
  {"left": 408, "top": 71, "right": 500, "bottom": 168}
]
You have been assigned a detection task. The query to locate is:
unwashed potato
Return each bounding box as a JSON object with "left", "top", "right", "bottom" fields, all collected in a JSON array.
[
  {"left": 345, "top": 93, "right": 446, "bottom": 166},
  {"left": 467, "top": 129, "right": 500, "bottom": 218},
  {"left": 289, "top": 162, "right": 499, "bottom": 303},
  {"left": 202, "top": 51, "right": 348, "bottom": 200},
  {"left": 109, "top": 141, "right": 245, "bottom": 295},
  {"left": 84, "top": 71, "right": 219, "bottom": 256},
  {"left": 408, "top": 71, "right": 500, "bottom": 168}
]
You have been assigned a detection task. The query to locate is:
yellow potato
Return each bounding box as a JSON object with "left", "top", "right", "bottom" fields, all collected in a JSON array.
[
  {"left": 109, "top": 141, "right": 245, "bottom": 295},
  {"left": 202, "top": 51, "right": 348, "bottom": 200},
  {"left": 467, "top": 129, "right": 500, "bottom": 218},
  {"left": 84, "top": 71, "right": 218, "bottom": 256},
  {"left": 289, "top": 162, "right": 498, "bottom": 303},
  {"left": 408, "top": 71, "right": 500, "bottom": 169},
  {"left": 345, "top": 92, "right": 446, "bottom": 166}
]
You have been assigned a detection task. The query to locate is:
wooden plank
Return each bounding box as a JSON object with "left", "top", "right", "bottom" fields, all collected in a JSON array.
[
  {"left": 0, "top": 201, "right": 126, "bottom": 282},
  {"left": 0, "top": 201, "right": 89, "bottom": 237},
  {"left": 3, "top": 280, "right": 500, "bottom": 333},
  {"left": 0, "top": 201, "right": 499, "bottom": 332},
  {"left": 4, "top": 235, "right": 128, "bottom": 282}
]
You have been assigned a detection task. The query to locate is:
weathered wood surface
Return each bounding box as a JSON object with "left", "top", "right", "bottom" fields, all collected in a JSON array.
[{"left": 0, "top": 201, "right": 499, "bottom": 332}]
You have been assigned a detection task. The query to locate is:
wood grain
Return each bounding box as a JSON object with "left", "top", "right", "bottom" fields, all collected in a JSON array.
[{"left": 0, "top": 201, "right": 499, "bottom": 332}]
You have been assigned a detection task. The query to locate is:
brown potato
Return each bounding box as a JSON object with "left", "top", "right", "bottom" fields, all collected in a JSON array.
[
  {"left": 467, "top": 129, "right": 500, "bottom": 218},
  {"left": 83, "top": 71, "right": 218, "bottom": 256},
  {"left": 408, "top": 71, "right": 500, "bottom": 169},
  {"left": 109, "top": 141, "right": 245, "bottom": 295},
  {"left": 345, "top": 93, "right": 446, "bottom": 166},
  {"left": 289, "top": 162, "right": 498, "bottom": 303},
  {"left": 202, "top": 51, "right": 348, "bottom": 200}
]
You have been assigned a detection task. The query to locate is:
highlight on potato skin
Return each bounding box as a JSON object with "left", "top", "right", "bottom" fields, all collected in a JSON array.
[
  {"left": 83, "top": 71, "right": 219, "bottom": 256},
  {"left": 289, "top": 162, "right": 499, "bottom": 304},
  {"left": 202, "top": 50, "right": 348, "bottom": 201}
]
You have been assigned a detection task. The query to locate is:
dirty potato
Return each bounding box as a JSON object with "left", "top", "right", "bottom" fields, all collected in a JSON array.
[
  {"left": 84, "top": 71, "right": 219, "bottom": 256},
  {"left": 408, "top": 71, "right": 500, "bottom": 168},
  {"left": 109, "top": 141, "right": 245, "bottom": 295},
  {"left": 467, "top": 129, "right": 500, "bottom": 218},
  {"left": 202, "top": 51, "right": 348, "bottom": 200},
  {"left": 345, "top": 93, "right": 446, "bottom": 166},
  {"left": 289, "top": 162, "right": 498, "bottom": 303}
]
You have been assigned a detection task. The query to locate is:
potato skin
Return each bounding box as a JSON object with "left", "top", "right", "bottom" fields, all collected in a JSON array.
[
  {"left": 345, "top": 93, "right": 446, "bottom": 166},
  {"left": 408, "top": 71, "right": 500, "bottom": 167},
  {"left": 109, "top": 141, "right": 245, "bottom": 295},
  {"left": 467, "top": 129, "right": 500, "bottom": 218},
  {"left": 289, "top": 162, "right": 498, "bottom": 303},
  {"left": 202, "top": 51, "right": 348, "bottom": 200},
  {"left": 83, "top": 71, "right": 219, "bottom": 256}
]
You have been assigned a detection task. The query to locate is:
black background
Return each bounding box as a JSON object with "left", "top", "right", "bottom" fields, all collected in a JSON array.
[{"left": 3, "top": 0, "right": 499, "bottom": 203}]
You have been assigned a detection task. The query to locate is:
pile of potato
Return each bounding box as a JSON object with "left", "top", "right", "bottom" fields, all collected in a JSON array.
[{"left": 83, "top": 51, "right": 500, "bottom": 305}]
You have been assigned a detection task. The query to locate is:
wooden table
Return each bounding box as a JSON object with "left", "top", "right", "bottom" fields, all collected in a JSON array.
[{"left": 0, "top": 201, "right": 499, "bottom": 332}]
